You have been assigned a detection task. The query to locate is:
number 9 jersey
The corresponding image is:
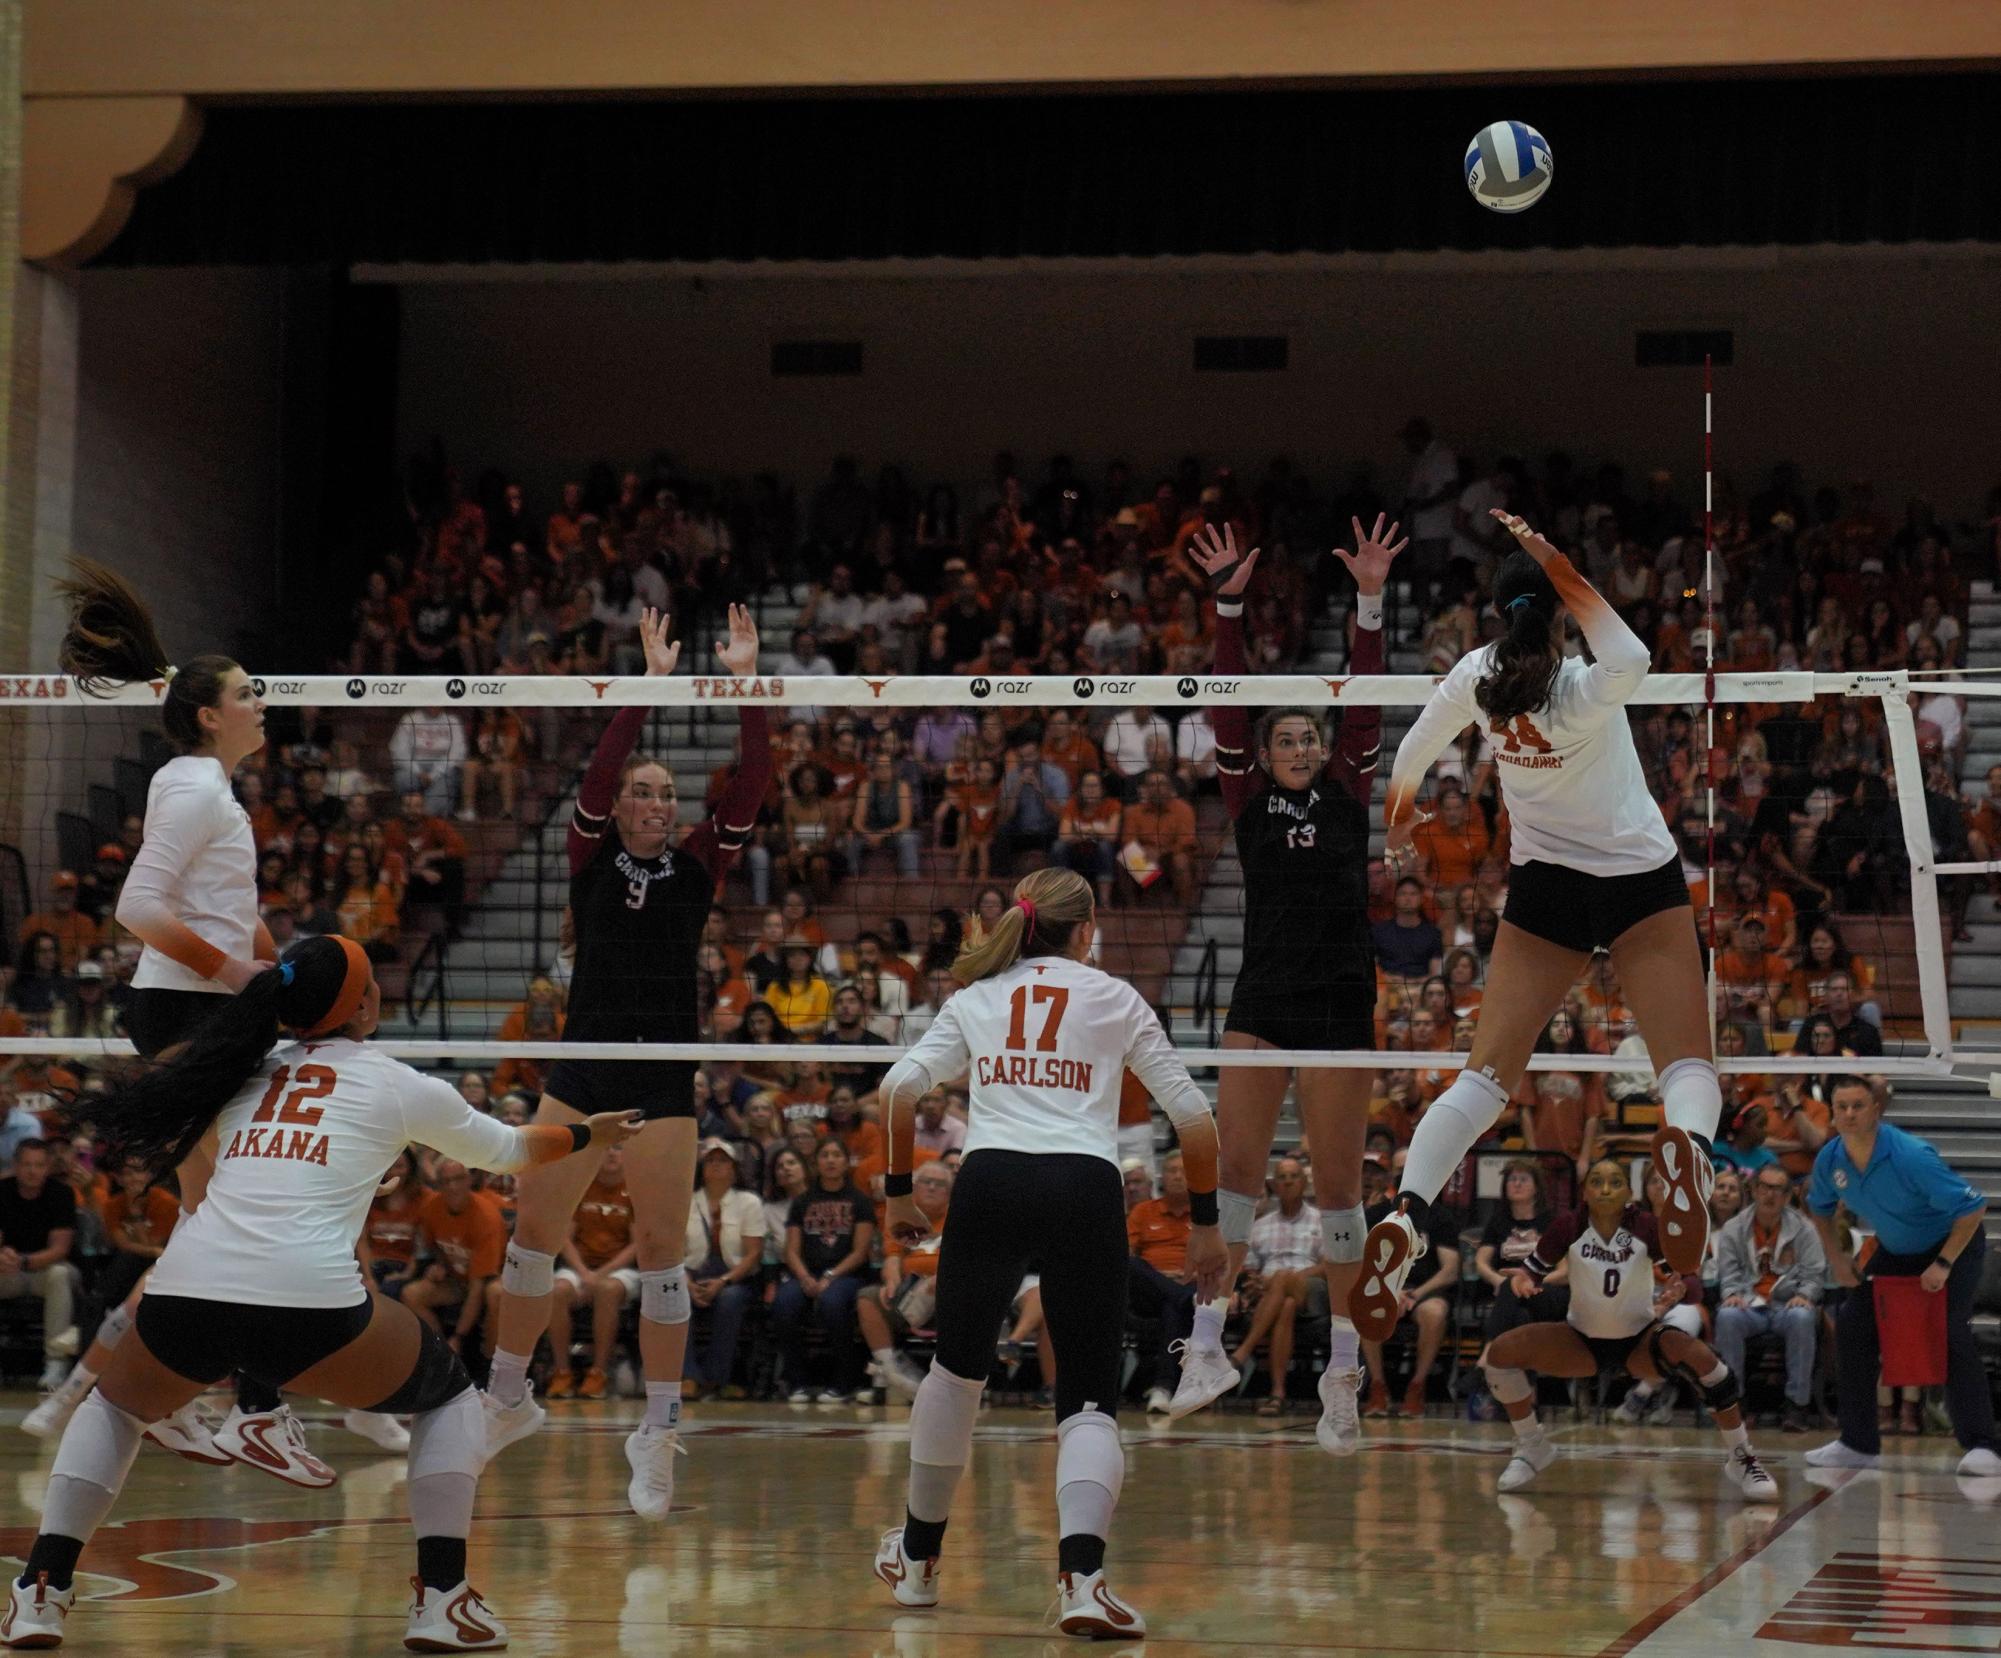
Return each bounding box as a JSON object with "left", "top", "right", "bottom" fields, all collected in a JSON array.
[{"left": 894, "top": 956, "right": 1211, "bottom": 1166}]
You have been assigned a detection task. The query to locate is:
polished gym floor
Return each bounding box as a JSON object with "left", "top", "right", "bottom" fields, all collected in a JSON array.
[{"left": 0, "top": 1395, "right": 1989, "bottom": 1656}]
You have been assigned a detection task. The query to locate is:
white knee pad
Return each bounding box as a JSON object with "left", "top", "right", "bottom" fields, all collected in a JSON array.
[
  {"left": 1484, "top": 1365, "right": 1534, "bottom": 1406},
  {"left": 1217, "top": 1189, "right": 1258, "bottom": 1248},
  {"left": 501, "top": 1243, "right": 555, "bottom": 1299},
  {"left": 1657, "top": 1057, "right": 1722, "bottom": 1141},
  {"left": 639, "top": 1266, "right": 689, "bottom": 1326},
  {"left": 51, "top": 1390, "right": 147, "bottom": 1495},
  {"left": 909, "top": 1363, "right": 985, "bottom": 1468},
  {"left": 1321, "top": 1205, "right": 1367, "bottom": 1265},
  {"left": 408, "top": 1384, "right": 485, "bottom": 1483},
  {"left": 1055, "top": 1409, "right": 1124, "bottom": 1542},
  {"left": 96, "top": 1306, "right": 132, "bottom": 1354}
]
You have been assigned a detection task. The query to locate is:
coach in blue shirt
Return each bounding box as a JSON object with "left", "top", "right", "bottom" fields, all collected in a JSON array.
[{"left": 1803, "top": 1075, "right": 1998, "bottom": 1475}]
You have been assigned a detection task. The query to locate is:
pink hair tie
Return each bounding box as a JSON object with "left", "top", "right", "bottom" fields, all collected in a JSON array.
[{"left": 1017, "top": 899, "right": 1037, "bottom": 932}]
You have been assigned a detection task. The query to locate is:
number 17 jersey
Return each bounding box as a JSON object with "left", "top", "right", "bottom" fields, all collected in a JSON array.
[{"left": 899, "top": 956, "right": 1200, "bottom": 1168}]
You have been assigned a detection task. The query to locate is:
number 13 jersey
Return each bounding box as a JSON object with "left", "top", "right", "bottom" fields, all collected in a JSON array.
[{"left": 897, "top": 956, "right": 1203, "bottom": 1167}]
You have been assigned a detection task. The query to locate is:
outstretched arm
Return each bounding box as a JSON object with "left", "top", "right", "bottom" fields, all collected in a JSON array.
[
  {"left": 1189, "top": 524, "right": 1260, "bottom": 819},
  {"left": 1326, "top": 515, "right": 1406, "bottom": 808},
  {"left": 682, "top": 605, "right": 769, "bottom": 879},
  {"left": 569, "top": 607, "right": 682, "bottom": 876},
  {"left": 1490, "top": 511, "right": 1650, "bottom": 706}
]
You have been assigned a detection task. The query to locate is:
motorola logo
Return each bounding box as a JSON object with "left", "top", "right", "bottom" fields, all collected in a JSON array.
[
  {"left": 344, "top": 678, "right": 365, "bottom": 700},
  {"left": 1073, "top": 677, "right": 1094, "bottom": 699},
  {"left": 251, "top": 678, "right": 267, "bottom": 696},
  {"left": 1176, "top": 677, "right": 1198, "bottom": 699},
  {"left": 446, "top": 678, "right": 467, "bottom": 700},
  {"left": 971, "top": 677, "right": 991, "bottom": 699}
]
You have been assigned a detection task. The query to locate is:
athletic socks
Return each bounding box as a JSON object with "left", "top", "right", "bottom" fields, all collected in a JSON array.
[
  {"left": 1510, "top": 1414, "right": 1547, "bottom": 1443},
  {"left": 416, "top": 1536, "right": 468, "bottom": 1594},
  {"left": 486, "top": 1348, "right": 531, "bottom": 1410},
  {"left": 644, "top": 1380, "right": 682, "bottom": 1431},
  {"left": 20, "top": 1536, "right": 82, "bottom": 1594},
  {"left": 870, "top": 1346, "right": 898, "bottom": 1370},
  {"left": 902, "top": 1512, "right": 947, "bottom": 1561},
  {"left": 236, "top": 1374, "right": 282, "bottom": 1414},
  {"left": 1719, "top": 1420, "right": 1749, "bottom": 1452},
  {"left": 1059, "top": 1534, "right": 1107, "bottom": 1576},
  {"left": 1326, "top": 1316, "right": 1359, "bottom": 1373},
  {"left": 1397, "top": 1069, "right": 1509, "bottom": 1206},
  {"left": 1191, "top": 1301, "right": 1227, "bottom": 1352}
]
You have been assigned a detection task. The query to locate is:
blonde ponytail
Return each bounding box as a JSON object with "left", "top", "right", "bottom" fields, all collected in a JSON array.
[{"left": 952, "top": 867, "right": 1094, "bottom": 985}]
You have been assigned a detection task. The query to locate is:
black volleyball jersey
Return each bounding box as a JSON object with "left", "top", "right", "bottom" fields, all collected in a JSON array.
[
  {"left": 1213, "top": 595, "right": 1385, "bottom": 995},
  {"left": 563, "top": 704, "right": 769, "bottom": 1045}
]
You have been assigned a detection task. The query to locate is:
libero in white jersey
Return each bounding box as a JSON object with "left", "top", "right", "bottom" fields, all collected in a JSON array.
[
  {"left": 5, "top": 936, "right": 638, "bottom": 1653},
  {"left": 869, "top": 870, "right": 1227, "bottom": 1641},
  {"left": 1351, "top": 512, "right": 1722, "bottom": 1347}
]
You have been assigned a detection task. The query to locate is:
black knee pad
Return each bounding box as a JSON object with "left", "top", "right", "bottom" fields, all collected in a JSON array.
[
  {"left": 365, "top": 1322, "right": 473, "bottom": 1415},
  {"left": 1699, "top": 1365, "right": 1742, "bottom": 1415}
]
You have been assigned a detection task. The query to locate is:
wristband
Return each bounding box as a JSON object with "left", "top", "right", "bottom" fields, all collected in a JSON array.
[
  {"left": 1355, "top": 593, "right": 1384, "bottom": 630},
  {"left": 1189, "top": 1189, "right": 1219, "bottom": 1227},
  {"left": 1215, "top": 598, "right": 1244, "bottom": 619},
  {"left": 567, "top": 1123, "right": 592, "bottom": 1153},
  {"left": 884, "top": 1172, "right": 913, "bottom": 1198}
]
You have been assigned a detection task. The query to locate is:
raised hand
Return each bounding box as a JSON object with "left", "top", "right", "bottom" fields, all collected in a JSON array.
[
  {"left": 638, "top": 608, "right": 683, "bottom": 678},
  {"left": 1333, "top": 513, "right": 1409, "bottom": 598},
  {"left": 1188, "top": 523, "right": 1261, "bottom": 598},
  {"left": 714, "top": 602, "right": 760, "bottom": 677},
  {"left": 1489, "top": 509, "right": 1562, "bottom": 569}
]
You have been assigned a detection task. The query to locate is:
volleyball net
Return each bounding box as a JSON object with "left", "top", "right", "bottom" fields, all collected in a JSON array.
[{"left": 0, "top": 667, "right": 1970, "bottom": 1097}]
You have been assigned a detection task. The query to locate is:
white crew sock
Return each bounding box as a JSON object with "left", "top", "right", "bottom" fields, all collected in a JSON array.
[
  {"left": 1326, "top": 1315, "right": 1358, "bottom": 1372},
  {"left": 1191, "top": 1301, "right": 1227, "bottom": 1351},
  {"left": 644, "top": 1380, "right": 682, "bottom": 1430},
  {"left": 486, "top": 1348, "right": 531, "bottom": 1409}
]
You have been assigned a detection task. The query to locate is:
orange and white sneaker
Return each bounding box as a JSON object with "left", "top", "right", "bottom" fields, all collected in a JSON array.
[
  {"left": 0, "top": 1572, "right": 74, "bottom": 1648},
  {"left": 873, "top": 1528, "right": 939, "bottom": 1609},
  {"left": 1349, "top": 1209, "right": 1426, "bottom": 1342},
  {"left": 1649, "top": 1127, "right": 1715, "bottom": 1276},
  {"left": 146, "top": 1402, "right": 232, "bottom": 1466},
  {"left": 213, "top": 1404, "right": 336, "bottom": 1488},
  {"left": 542, "top": 1372, "right": 575, "bottom": 1401},
  {"left": 1056, "top": 1570, "right": 1145, "bottom": 1639},
  {"left": 403, "top": 1578, "right": 507, "bottom": 1652},
  {"left": 578, "top": 1369, "right": 608, "bottom": 1401}
]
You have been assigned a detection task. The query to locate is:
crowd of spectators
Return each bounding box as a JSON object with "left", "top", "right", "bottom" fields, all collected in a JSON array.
[{"left": 1, "top": 431, "right": 1994, "bottom": 1414}]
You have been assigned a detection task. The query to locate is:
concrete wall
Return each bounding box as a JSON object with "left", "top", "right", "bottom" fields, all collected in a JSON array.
[{"left": 392, "top": 246, "right": 2001, "bottom": 519}]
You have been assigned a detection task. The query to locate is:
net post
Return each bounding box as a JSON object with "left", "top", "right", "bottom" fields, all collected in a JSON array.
[{"left": 1877, "top": 692, "right": 1956, "bottom": 1065}]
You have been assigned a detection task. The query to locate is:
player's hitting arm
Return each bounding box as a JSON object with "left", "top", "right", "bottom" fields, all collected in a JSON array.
[
  {"left": 1490, "top": 511, "right": 1650, "bottom": 704},
  {"left": 401, "top": 1073, "right": 642, "bottom": 1174}
]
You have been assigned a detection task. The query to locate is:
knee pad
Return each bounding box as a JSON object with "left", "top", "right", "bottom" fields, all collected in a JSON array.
[
  {"left": 1320, "top": 1204, "right": 1367, "bottom": 1266},
  {"left": 1657, "top": 1058, "right": 1722, "bottom": 1139},
  {"left": 1217, "top": 1189, "right": 1257, "bottom": 1248},
  {"left": 367, "top": 1322, "right": 474, "bottom": 1416},
  {"left": 909, "top": 1363, "right": 985, "bottom": 1468},
  {"left": 407, "top": 1383, "right": 485, "bottom": 1483},
  {"left": 96, "top": 1305, "right": 132, "bottom": 1354},
  {"left": 640, "top": 1266, "right": 689, "bottom": 1326},
  {"left": 1484, "top": 1365, "right": 1533, "bottom": 1405},
  {"left": 1699, "top": 1365, "right": 1741, "bottom": 1415},
  {"left": 51, "top": 1390, "right": 147, "bottom": 1494},
  {"left": 501, "top": 1243, "right": 555, "bottom": 1299}
]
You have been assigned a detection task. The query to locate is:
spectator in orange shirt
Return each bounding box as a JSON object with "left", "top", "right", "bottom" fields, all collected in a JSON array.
[
  {"left": 1126, "top": 1150, "right": 1200, "bottom": 1412},
  {"left": 460, "top": 707, "right": 528, "bottom": 823},
  {"left": 1716, "top": 915, "right": 1789, "bottom": 1041},
  {"left": 545, "top": 1146, "right": 638, "bottom": 1400},
  {"left": 1056, "top": 770, "right": 1124, "bottom": 898},
  {"left": 1038, "top": 712, "right": 1101, "bottom": 791},
  {"left": 941, "top": 756, "right": 1001, "bottom": 881},
  {"left": 1412, "top": 783, "right": 1490, "bottom": 890},
  {"left": 699, "top": 944, "right": 755, "bottom": 1038},
  {"left": 330, "top": 842, "right": 401, "bottom": 961},
  {"left": 1120, "top": 769, "right": 1198, "bottom": 905},
  {"left": 366, "top": 1149, "right": 424, "bottom": 1294},
  {"left": 389, "top": 790, "right": 467, "bottom": 934},
  {"left": 1725, "top": 866, "right": 1797, "bottom": 955},
  {"left": 96, "top": 1154, "right": 179, "bottom": 1308},
  {"left": 827, "top": 1085, "right": 883, "bottom": 1165},
  {"left": 493, "top": 975, "right": 566, "bottom": 1098},
  {"left": 402, "top": 1159, "right": 505, "bottom": 1353},
  {"left": 17, "top": 873, "right": 98, "bottom": 974},
  {"left": 1785, "top": 922, "right": 1878, "bottom": 1025}
]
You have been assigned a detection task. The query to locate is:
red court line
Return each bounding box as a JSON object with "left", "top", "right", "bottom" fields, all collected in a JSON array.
[{"left": 1594, "top": 1481, "right": 1843, "bottom": 1658}]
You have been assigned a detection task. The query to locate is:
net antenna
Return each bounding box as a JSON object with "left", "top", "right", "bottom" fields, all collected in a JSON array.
[{"left": 1703, "top": 354, "right": 1719, "bottom": 1057}]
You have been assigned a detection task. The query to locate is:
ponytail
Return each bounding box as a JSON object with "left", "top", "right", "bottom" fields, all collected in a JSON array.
[
  {"left": 54, "top": 558, "right": 238, "bottom": 751},
  {"left": 1474, "top": 551, "right": 1562, "bottom": 724},
  {"left": 64, "top": 935, "right": 374, "bottom": 1175},
  {"left": 952, "top": 868, "right": 1095, "bottom": 985}
]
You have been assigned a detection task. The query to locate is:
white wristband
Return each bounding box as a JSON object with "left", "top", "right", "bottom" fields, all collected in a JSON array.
[
  {"left": 1355, "top": 594, "right": 1384, "bottom": 631},
  {"left": 1216, "top": 598, "right": 1244, "bottom": 619}
]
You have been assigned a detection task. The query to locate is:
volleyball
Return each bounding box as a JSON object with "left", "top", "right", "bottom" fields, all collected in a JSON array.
[{"left": 1464, "top": 119, "right": 1553, "bottom": 212}]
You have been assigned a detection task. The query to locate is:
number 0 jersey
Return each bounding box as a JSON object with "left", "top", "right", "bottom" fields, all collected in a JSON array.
[
  {"left": 1523, "top": 1202, "right": 1692, "bottom": 1340},
  {"left": 146, "top": 1039, "right": 536, "bottom": 1309},
  {"left": 897, "top": 956, "right": 1208, "bottom": 1167}
]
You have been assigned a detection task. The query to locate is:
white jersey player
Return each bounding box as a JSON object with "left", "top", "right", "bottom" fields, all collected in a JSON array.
[
  {"left": 869, "top": 869, "right": 1227, "bottom": 1640},
  {"left": 1353, "top": 512, "right": 1723, "bottom": 1345},
  {"left": 3, "top": 936, "right": 639, "bottom": 1652}
]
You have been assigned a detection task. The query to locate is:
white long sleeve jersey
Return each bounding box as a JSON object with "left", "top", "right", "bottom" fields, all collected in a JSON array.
[
  {"left": 1388, "top": 642, "right": 1676, "bottom": 878},
  {"left": 895, "top": 955, "right": 1209, "bottom": 1167},
  {"left": 146, "top": 1040, "right": 538, "bottom": 1308},
  {"left": 122, "top": 755, "right": 260, "bottom": 994}
]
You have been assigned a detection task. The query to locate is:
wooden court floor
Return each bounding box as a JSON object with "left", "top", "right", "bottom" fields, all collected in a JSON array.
[{"left": 0, "top": 1394, "right": 1993, "bottom": 1657}]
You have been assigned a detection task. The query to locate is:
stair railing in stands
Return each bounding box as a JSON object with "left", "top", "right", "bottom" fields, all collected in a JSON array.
[
  {"left": 1191, "top": 936, "right": 1220, "bottom": 1048},
  {"left": 405, "top": 931, "right": 450, "bottom": 1041}
]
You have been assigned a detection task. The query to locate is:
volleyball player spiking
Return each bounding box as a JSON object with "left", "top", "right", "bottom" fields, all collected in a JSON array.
[
  {"left": 1351, "top": 511, "right": 1721, "bottom": 1340},
  {"left": 869, "top": 869, "right": 1227, "bottom": 1639},
  {"left": 52, "top": 561, "right": 379, "bottom": 1483},
  {"left": 482, "top": 605, "right": 768, "bottom": 1521},
  {"left": 1168, "top": 517, "right": 1401, "bottom": 1453},
  {"left": 0, "top": 935, "right": 642, "bottom": 1651}
]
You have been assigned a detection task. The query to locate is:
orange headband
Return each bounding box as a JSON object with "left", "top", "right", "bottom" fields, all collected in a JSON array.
[{"left": 300, "top": 936, "right": 372, "bottom": 1039}]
